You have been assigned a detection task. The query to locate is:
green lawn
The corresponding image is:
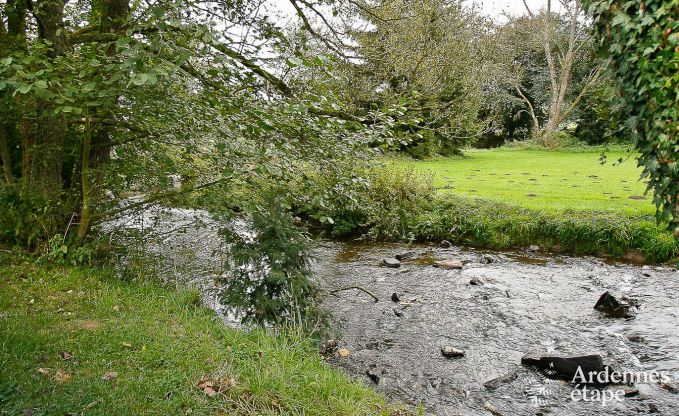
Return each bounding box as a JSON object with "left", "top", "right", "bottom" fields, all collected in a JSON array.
[
  {"left": 398, "top": 149, "right": 655, "bottom": 215},
  {"left": 0, "top": 257, "right": 404, "bottom": 416}
]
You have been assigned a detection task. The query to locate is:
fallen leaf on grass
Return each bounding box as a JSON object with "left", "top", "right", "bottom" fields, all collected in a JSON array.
[
  {"left": 203, "top": 387, "right": 218, "bottom": 398},
  {"left": 196, "top": 376, "right": 236, "bottom": 398},
  {"left": 55, "top": 370, "right": 71, "bottom": 383},
  {"left": 122, "top": 342, "right": 132, "bottom": 348},
  {"left": 37, "top": 368, "right": 51, "bottom": 376},
  {"left": 338, "top": 348, "right": 350, "bottom": 357},
  {"left": 101, "top": 371, "right": 118, "bottom": 381},
  {"left": 78, "top": 320, "right": 101, "bottom": 330},
  {"left": 60, "top": 351, "right": 74, "bottom": 361}
]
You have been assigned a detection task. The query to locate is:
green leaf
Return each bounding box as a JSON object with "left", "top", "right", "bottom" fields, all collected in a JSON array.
[
  {"left": 131, "top": 74, "right": 150, "bottom": 86},
  {"left": 286, "top": 57, "right": 303, "bottom": 68}
]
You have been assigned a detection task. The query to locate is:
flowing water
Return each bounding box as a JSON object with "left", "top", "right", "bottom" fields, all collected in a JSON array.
[
  {"left": 315, "top": 242, "right": 679, "bottom": 415},
  {"left": 108, "top": 207, "right": 679, "bottom": 415}
]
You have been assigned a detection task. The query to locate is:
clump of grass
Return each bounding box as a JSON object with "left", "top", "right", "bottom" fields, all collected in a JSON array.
[
  {"left": 0, "top": 257, "right": 406, "bottom": 416},
  {"left": 411, "top": 196, "right": 677, "bottom": 262}
]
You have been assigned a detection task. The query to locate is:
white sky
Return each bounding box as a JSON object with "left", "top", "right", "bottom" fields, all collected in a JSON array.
[
  {"left": 473, "top": 0, "right": 564, "bottom": 20},
  {"left": 267, "top": 0, "right": 565, "bottom": 25}
]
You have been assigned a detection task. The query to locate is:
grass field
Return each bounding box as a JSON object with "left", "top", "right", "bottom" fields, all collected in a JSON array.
[
  {"left": 399, "top": 149, "right": 655, "bottom": 215},
  {"left": 0, "top": 257, "right": 403, "bottom": 416}
]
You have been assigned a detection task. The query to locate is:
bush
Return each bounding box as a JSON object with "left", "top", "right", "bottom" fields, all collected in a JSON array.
[
  {"left": 0, "top": 184, "right": 62, "bottom": 249},
  {"left": 291, "top": 163, "right": 436, "bottom": 240}
]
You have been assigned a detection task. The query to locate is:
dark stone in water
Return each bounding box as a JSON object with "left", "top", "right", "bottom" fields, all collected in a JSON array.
[
  {"left": 620, "top": 386, "right": 640, "bottom": 397},
  {"left": 440, "top": 240, "right": 452, "bottom": 248},
  {"left": 521, "top": 352, "right": 605, "bottom": 382},
  {"left": 469, "top": 276, "right": 487, "bottom": 286},
  {"left": 391, "top": 292, "right": 400, "bottom": 302},
  {"left": 594, "top": 291, "right": 637, "bottom": 319},
  {"left": 366, "top": 365, "right": 380, "bottom": 384},
  {"left": 661, "top": 381, "right": 679, "bottom": 394},
  {"left": 395, "top": 251, "right": 416, "bottom": 261},
  {"left": 382, "top": 258, "right": 401, "bottom": 268},
  {"left": 483, "top": 372, "right": 519, "bottom": 391},
  {"left": 441, "top": 346, "right": 465, "bottom": 358}
]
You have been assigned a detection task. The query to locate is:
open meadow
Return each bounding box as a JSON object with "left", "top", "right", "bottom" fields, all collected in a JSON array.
[{"left": 399, "top": 149, "right": 654, "bottom": 215}]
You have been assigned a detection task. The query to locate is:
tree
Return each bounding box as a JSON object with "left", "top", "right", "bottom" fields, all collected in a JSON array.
[
  {"left": 318, "top": 0, "right": 496, "bottom": 157},
  {"left": 0, "top": 0, "right": 373, "bottom": 246},
  {"left": 501, "top": 0, "right": 605, "bottom": 146}
]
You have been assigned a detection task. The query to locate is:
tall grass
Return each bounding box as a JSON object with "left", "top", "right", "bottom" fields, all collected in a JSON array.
[{"left": 292, "top": 165, "right": 677, "bottom": 262}]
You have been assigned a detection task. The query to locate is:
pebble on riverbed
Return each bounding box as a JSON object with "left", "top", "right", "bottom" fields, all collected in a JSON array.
[
  {"left": 382, "top": 258, "right": 401, "bottom": 268},
  {"left": 469, "top": 276, "right": 487, "bottom": 286},
  {"left": 433, "top": 260, "right": 463, "bottom": 270},
  {"left": 441, "top": 346, "right": 465, "bottom": 358},
  {"left": 395, "top": 251, "right": 416, "bottom": 261}
]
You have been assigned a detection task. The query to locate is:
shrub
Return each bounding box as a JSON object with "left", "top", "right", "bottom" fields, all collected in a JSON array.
[
  {"left": 291, "top": 163, "right": 436, "bottom": 240},
  {"left": 0, "top": 184, "right": 63, "bottom": 250}
]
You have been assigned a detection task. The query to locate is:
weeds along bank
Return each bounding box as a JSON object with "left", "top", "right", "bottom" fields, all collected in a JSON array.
[
  {"left": 0, "top": 254, "right": 403, "bottom": 416},
  {"left": 287, "top": 163, "right": 678, "bottom": 263}
]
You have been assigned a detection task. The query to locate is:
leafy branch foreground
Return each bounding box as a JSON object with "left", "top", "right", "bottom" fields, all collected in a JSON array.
[{"left": 0, "top": 258, "right": 409, "bottom": 416}]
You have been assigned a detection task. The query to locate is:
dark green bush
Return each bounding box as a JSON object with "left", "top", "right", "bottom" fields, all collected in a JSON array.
[{"left": 0, "top": 184, "right": 61, "bottom": 249}]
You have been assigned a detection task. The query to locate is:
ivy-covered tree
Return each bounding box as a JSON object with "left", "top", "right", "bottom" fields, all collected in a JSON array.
[{"left": 585, "top": 0, "right": 679, "bottom": 234}]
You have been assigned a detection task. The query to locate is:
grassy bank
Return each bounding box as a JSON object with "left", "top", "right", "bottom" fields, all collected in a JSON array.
[
  {"left": 0, "top": 256, "right": 403, "bottom": 416},
  {"left": 397, "top": 148, "right": 653, "bottom": 214},
  {"left": 284, "top": 150, "right": 677, "bottom": 262},
  {"left": 409, "top": 196, "right": 677, "bottom": 262}
]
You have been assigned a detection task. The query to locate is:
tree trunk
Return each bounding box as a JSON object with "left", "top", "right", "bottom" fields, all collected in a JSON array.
[
  {"left": 0, "top": 116, "right": 13, "bottom": 184},
  {"left": 75, "top": 0, "right": 130, "bottom": 242},
  {"left": 30, "top": 0, "right": 68, "bottom": 200},
  {"left": 3, "top": 0, "right": 31, "bottom": 183}
]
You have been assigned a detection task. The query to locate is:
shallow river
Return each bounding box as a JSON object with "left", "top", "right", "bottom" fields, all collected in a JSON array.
[
  {"left": 109, "top": 207, "right": 679, "bottom": 415},
  {"left": 314, "top": 241, "right": 679, "bottom": 416}
]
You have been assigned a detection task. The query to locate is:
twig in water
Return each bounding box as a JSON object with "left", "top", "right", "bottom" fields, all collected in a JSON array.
[{"left": 330, "top": 286, "right": 379, "bottom": 303}]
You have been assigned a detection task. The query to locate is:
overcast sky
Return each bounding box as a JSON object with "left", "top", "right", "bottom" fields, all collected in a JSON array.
[
  {"left": 268, "top": 0, "right": 565, "bottom": 25},
  {"left": 473, "top": 0, "right": 563, "bottom": 20}
]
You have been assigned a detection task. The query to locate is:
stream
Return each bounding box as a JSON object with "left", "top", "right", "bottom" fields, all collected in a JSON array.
[
  {"left": 315, "top": 242, "right": 679, "bottom": 415},
  {"left": 108, "top": 206, "right": 679, "bottom": 415}
]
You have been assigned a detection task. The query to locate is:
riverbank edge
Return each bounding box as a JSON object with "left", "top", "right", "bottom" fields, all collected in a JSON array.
[
  {"left": 394, "top": 195, "right": 678, "bottom": 264},
  {"left": 0, "top": 255, "right": 408, "bottom": 416}
]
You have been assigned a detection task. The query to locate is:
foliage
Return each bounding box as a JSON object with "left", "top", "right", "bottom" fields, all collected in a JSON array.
[
  {"left": 290, "top": 164, "right": 436, "bottom": 240},
  {"left": 218, "top": 191, "right": 325, "bottom": 328},
  {"left": 332, "top": 0, "right": 495, "bottom": 155},
  {"left": 585, "top": 0, "right": 679, "bottom": 233},
  {"left": 0, "top": 184, "right": 64, "bottom": 249},
  {"left": 0, "top": 259, "right": 404, "bottom": 416},
  {"left": 571, "top": 82, "right": 629, "bottom": 144}
]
